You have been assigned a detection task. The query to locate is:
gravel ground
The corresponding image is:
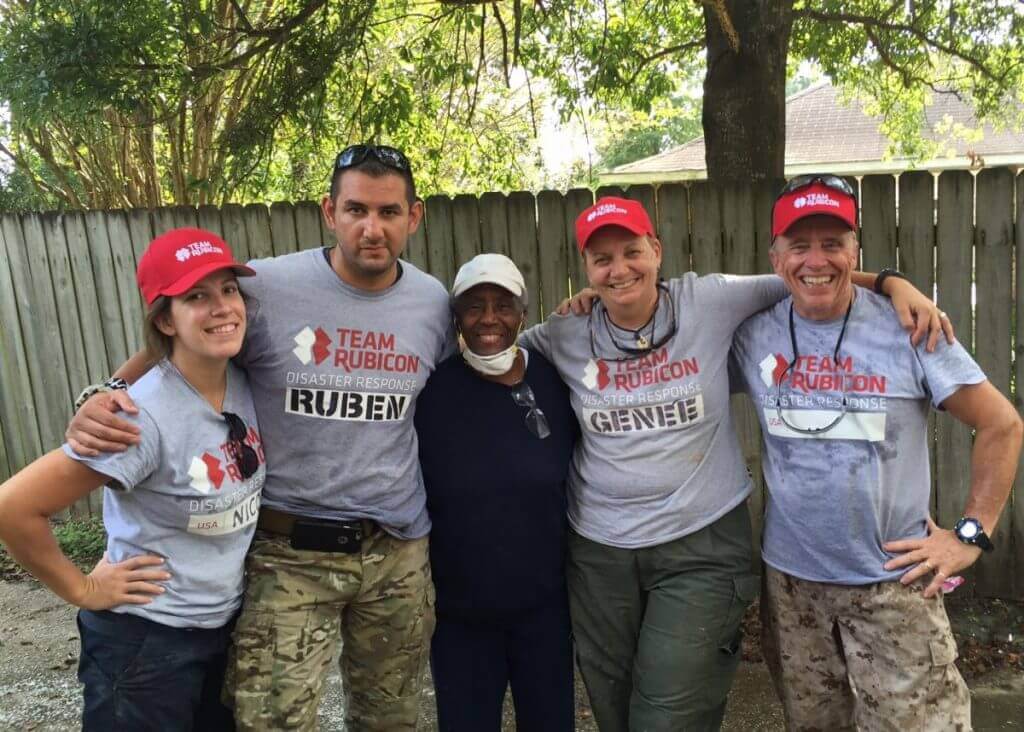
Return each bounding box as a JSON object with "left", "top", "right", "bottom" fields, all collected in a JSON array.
[{"left": 2, "top": 579, "right": 1019, "bottom": 731}]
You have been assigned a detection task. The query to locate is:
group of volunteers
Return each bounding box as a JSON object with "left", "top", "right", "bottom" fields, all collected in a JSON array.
[{"left": 0, "top": 143, "right": 1019, "bottom": 732}]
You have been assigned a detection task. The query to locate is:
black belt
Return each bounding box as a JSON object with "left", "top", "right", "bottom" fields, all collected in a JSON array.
[{"left": 257, "top": 507, "right": 377, "bottom": 553}]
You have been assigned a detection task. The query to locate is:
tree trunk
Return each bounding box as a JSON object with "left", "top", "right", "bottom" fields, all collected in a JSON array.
[{"left": 702, "top": 0, "right": 793, "bottom": 184}]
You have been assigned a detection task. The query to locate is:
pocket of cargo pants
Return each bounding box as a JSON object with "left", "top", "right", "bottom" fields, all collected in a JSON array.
[{"left": 715, "top": 574, "right": 760, "bottom": 656}]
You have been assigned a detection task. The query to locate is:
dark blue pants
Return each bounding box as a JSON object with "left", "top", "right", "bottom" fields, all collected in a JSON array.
[
  {"left": 430, "top": 598, "right": 575, "bottom": 732},
  {"left": 77, "top": 609, "right": 235, "bottom": 731}
]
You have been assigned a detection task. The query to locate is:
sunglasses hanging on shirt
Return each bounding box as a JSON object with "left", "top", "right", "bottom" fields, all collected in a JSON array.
[
  {"left": 222, "top": 411, "right": 260, "bottom": 480},
  {"left": 774, "top": 300, "right": 853, "bottom": 435}
]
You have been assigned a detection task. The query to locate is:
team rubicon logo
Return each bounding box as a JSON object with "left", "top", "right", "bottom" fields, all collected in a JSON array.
[
  {"left": 582, "top": 358, "right": 611, "bottom": 390},
  {"left": 759, "top": 353, "right": 790, "bottom": 387},
  {"left": 188, "top": 453, "right": 226, "bottom": 494},
  {"left": 293, "top": 326, "right": 332, "bottom": 365},
  {"left": 793, "top": 193, "right": 840, "bottom": 210}
]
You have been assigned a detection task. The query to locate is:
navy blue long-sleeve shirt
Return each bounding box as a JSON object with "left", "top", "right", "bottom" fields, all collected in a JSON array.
[{"left": 415, "top": 350, "right": 578, "bottom": 621}]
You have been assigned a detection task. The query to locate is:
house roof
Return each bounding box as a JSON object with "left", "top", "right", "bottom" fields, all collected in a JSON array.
[{"left": 601, "top": 82, "right": 1024, "bottom": 184}]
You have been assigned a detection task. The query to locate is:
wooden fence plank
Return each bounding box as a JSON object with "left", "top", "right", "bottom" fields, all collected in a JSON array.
[
  {"left": 595, "top": 185, "right": 625, "bottom": 200},
  {"left": 100, "top": 211, "right": 145, "bottom": 359},
  {"left": 1014, "top": 172, "right": 1024, "bottom": 600},
  {"left": 562, "top": 189, "right": 593, "bottom": 293},
  {"left": 0, "top": 215, "right": 42, "bottom": 473},
  {"left": 536, "top": 190, "right": 570, "bottom": 315},
  {"left": 625, "top": 185, "right": 656, "bottom": 228},
  {"left": 42, "top": 213, "right": 90, "bottom": 394},
  {"left": 196, "top": 205, "right": 224, "bottom": 240},
  {"left": 507, "top": 192, "right": 541, "bottom": 325},
  {"left": 752, "top": 180, "right": 777, "bottom": 274},
  {"left": 406, "top": 218, "right": 430, "bottom": 272},
  {"left": 934, "top": 171, "right": 976, "bottom": 591},
  {"left": 656, "top": 184, "right": 691, "bottom": 279},
  {"left": 220, "top": 204, "right": 252, "bottom": 264},
  {"left": 243, "top": 204, "right": 273, "bottom": 261},
  {"left": 689, "top": 182, "right": 723, "bottom": 275},
  {"left": 124, "top": 209, "right": 154, "bottom": 323},
  {"left": 151, "top": 207, "right": 178, "bottom": 237},
  {"left": 897, "top": 171, "right": 939, "bottom": 515},
  {"left": 479, "top": 192, "right": 511, "bottom": 259},
  {"left": 721, "top": 183, "right": 767, "bottom": 567},
  {"left": 269, "top": 202, "right": 299, "bottom": 257},
  {"left": 424, "top": 195, "right": 456, "bottom": 288},
  {"left": 972, "top": 168, "right": 1015, "bottom": 598},
  {"left": 12, "top": 213, "right": 72, "bottom": 511},
  {"left": 860, "top": 175, "right": 898, "bottom": 272},
  {"left": 451, "top": 194, "right": 482, "bottom": 269},
  {"left": 84, "top": 211, "right": 131, "bottom": 370},
  {"left": 294, "top": 202, "right": 323, "bottom": 251}
]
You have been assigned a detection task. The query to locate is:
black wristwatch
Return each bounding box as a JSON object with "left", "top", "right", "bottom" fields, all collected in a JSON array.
[
  {"left": 874, "top": 268, "right": 910, "bottom": 295},
  {"left": 953, "top": 517, "right": 994, "bottom": 552}
]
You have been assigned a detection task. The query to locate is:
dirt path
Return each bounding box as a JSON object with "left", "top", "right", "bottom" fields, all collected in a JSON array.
[{"left": 2, "top": 579, "right": 1019, "bottom": 731}]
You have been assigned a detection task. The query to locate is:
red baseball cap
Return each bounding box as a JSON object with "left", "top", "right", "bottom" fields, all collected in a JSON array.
[
  {"left": 137, "top": 227, "right": 254, "bottom": 305},
  {"left": 575, "top": 196, "right": 655, "bottom": 252},
  {"left": 772, "top": 181, "right": 857, "bottom": 238}
]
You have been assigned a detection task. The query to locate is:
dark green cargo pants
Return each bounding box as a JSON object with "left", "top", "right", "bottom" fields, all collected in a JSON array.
[{"left": 567, "top": 501, "right": 759, "bottom": 732}]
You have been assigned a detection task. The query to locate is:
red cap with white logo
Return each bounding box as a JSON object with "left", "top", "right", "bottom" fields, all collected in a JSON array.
[
  {"left": 575, "top": 196, "right": 655, "bottom": 252},
  {"left": 137, "top": 227, "right": 255, "bottom": 305},
  {"left": 772, "top": 181, "right": 857, "bottom": 238}
]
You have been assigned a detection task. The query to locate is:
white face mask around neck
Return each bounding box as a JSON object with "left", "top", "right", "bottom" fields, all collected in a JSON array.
[{"left": 461, "top": 343, "right": 520, "bottom": 376}]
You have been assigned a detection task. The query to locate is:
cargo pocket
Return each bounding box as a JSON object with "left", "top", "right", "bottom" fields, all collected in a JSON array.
[
  {"left": 224, "top": 610, "right": 276, "bottom": 704},
  {"left": 716, "top": 574, "right": 761, "bottom": 657}
]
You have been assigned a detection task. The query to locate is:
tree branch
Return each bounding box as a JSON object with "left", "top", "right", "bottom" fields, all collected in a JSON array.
[{"left": 797, "top": 8, "right": 1003, "bottom": 83}]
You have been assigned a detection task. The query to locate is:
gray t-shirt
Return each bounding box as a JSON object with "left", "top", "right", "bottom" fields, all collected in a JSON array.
[
  {"left": 520, "top": 273, "right": 787, "bottom": 548},
  {"left": 730, "top": 287, "right": 986, "bottom": 584},
  {"left": 237, "top": 249, "right": 452, "bottom": 539},
  {"left": 64, "top": 360, "right": 265, "bottom": 628}
]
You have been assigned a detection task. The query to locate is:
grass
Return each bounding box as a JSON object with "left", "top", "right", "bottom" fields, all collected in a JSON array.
[{"left": 0, "top": 517, "right": 106, "bottom": 581}]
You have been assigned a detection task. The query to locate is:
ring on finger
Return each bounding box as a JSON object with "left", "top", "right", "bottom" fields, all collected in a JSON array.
[{"left": 939, "top": 311, "right": 949, "bottom": 319}]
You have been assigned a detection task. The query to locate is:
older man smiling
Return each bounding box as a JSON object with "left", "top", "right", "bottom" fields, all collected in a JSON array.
[{"left": 730, "top": 174, "right": 1023, "bottom": 730}]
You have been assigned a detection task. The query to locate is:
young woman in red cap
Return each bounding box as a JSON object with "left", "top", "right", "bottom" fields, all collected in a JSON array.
[
  {"left": 520, "top": 188, "right": 951, "bottom": 732},
  {"left": 0, "top": 227, "right": 265, "bottom": 731}
]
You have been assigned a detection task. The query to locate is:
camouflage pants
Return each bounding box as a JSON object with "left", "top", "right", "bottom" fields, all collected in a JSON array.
[
  {"left": 761, "top": 566, "right": 970, "bottom": 732},
  {"left": 225, "top": 528, "right": 435, "bottom": 731}
]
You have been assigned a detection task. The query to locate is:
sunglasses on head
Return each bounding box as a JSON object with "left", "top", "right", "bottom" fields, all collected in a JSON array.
[
  {"left": 777, "top": 174, "right": 856, "bottom": 202},
  {"left": 334, "top": 144, "right": 412, "bottom": 174},
  {"left": 222, "top": 411, "right": 259, "bottom": 480}
]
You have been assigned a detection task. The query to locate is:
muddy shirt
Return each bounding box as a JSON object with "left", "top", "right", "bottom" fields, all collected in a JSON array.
[
  {"left": 730, "top": 287, "right": 986, "bottom": 584},
  {"left": 64, "top": 360, "right": 265, "bottom": 629},
  {"left": 236, "top": 249, "right": 452, "bottom": 539},
  {"left": 520, "top": 273, "right": 787, "bottom": 548}
]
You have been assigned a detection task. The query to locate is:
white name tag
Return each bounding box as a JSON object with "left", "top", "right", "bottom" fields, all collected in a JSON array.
[
  {"left": 284, "top": 387, "right": 411, "bottom": 422},
  {"left": 187, "top": 492, "right": 261, "bottom": 536},
  {"left": 763, "top": 408, "right": 886, "bottom": 441},
  {"left": 583, "top": 395, "right": 704, "bottom": 434}
]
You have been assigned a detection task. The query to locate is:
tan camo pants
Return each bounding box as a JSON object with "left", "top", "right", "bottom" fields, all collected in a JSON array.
[
  {"left": 225, "top": 529, "right": 434, "bottom": 732},
  {"left": 761, "top": 566, "right": 971, "bottom": 732}
]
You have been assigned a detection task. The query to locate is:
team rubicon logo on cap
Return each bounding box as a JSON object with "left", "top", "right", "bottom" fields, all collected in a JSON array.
[
  {"left": 582, "top": 358, "right": 611, "bottom": 390},
  {"left": 174, "top": 240, "right": 225, "bottom": 262},
  {"left": 586, "top": 203, "right": 629, "bottom": 223},
  {"left": 293, "top": 326, "right": 332, "bottom": 365},
  {"left": 793, "top": 193, "right": 840, "bottom": 210}
]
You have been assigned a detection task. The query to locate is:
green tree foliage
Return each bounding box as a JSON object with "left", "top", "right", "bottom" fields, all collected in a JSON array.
[
  {"left": 2, "top": 0, "right": 1021, "bottom": 207},
  {"left": 0, "top": 0, "right": 539, "bottom": 209},
  {"left": 429, "top": 0, "right": 1023, "bottom": 182}
]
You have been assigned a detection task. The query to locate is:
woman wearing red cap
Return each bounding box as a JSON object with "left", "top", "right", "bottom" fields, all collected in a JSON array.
[
  {"left": 520, "top": 191, "right": 949, "bottom": 731},
  {"left": 0, "top": 228, "right": 265, "bottom": 731}
]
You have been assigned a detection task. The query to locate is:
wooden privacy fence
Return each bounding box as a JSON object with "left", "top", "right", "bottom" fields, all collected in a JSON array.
[{"left": 1, "top": 168, "right": 1022, "bottom": 598}]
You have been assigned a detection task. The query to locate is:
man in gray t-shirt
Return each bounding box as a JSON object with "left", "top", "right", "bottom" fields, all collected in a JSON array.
[
  {"left": 730, "top": 175, "right": 1022, "bottom": 730},
  {"left": 69, "top": 145, "right": 452, "bottom": 731}
]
